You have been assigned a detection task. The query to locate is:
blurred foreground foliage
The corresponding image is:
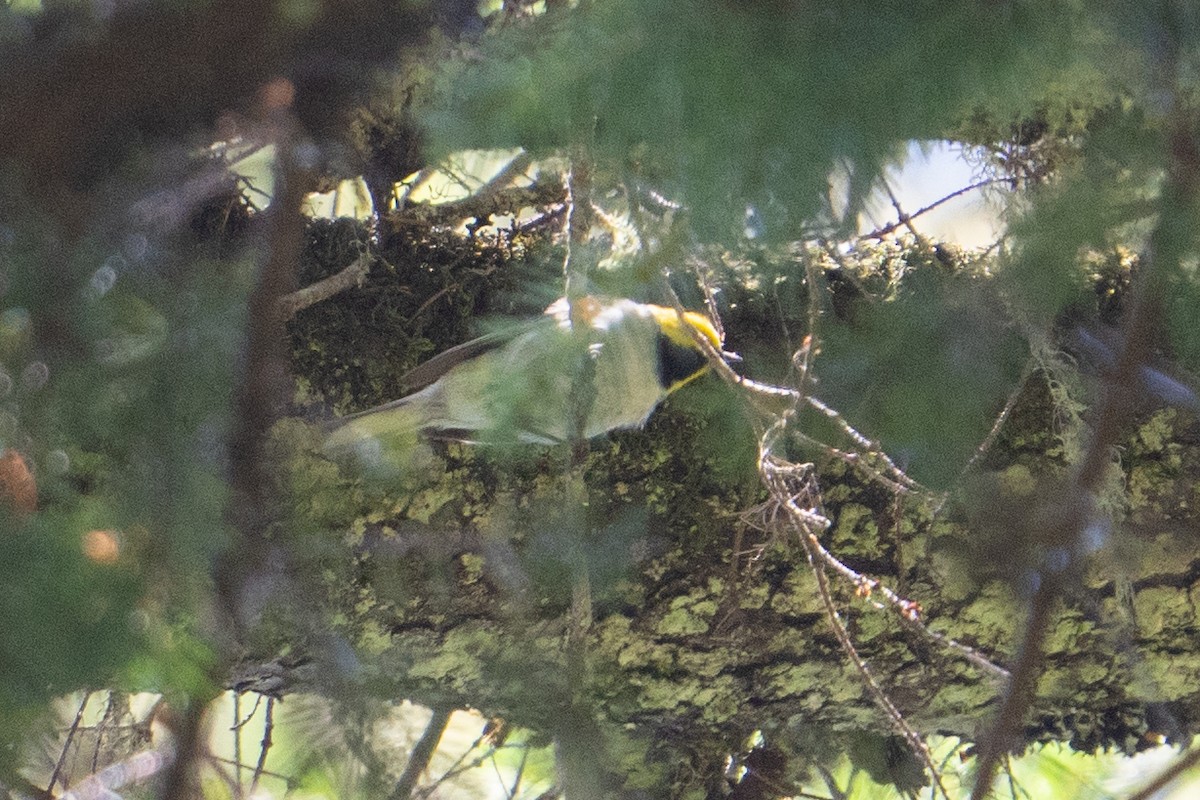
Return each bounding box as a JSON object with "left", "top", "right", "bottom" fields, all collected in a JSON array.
[{"left": 3, "top": 1, "right": 1200, "bottom": 799}]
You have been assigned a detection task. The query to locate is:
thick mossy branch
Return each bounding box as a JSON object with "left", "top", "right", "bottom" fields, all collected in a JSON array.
[
  {"left": 272, "top": 235, "right": 1200, "bottom": 794},
  {"left": 287, "top": 217, "right": 557, "bottom": 412}
]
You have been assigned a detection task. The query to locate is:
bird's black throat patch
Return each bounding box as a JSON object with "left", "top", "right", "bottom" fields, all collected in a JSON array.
[{"left": 656, "top": 332, "right": 708, "bottom": 391}]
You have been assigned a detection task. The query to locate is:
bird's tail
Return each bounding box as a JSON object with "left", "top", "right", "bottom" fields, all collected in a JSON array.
[{"left": 323, "top": 395, "right": 434, "bottom": 474}]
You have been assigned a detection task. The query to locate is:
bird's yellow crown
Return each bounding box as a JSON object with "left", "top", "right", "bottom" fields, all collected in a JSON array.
[{"left": 647, "top": 305, "right": 722, "bottom": 352}]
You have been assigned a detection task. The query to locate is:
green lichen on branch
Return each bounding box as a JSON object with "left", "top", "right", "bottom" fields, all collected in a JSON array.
[{"left": 266, "top": 232, "right": 1200, "bottom": 794}]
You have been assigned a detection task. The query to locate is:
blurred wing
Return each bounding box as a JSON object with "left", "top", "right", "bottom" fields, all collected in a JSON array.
[
  {"left": 400, "top": 329, "right": 514, "bottom": 392},
  {"left": 324, "top": 387, "right": 435, "bottom": 459},
  {"left": 401, "top": 311, "right": 559, "bottom": 392}
]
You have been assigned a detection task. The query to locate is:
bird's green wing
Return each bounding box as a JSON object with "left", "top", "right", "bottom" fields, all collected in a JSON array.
[{"left": 400, "top": 319, "right": 539, "bottom": 392}]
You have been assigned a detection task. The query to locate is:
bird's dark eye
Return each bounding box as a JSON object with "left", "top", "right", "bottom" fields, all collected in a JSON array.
[{"left": 656, "top": 332, "right": 708, "bottom": 390}]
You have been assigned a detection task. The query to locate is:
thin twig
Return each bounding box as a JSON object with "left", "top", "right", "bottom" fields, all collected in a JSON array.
[
  {"left": 879, "top": 178, "right": 933, "bottom": 249},
  {"left": 817, "top": 764, "right": 849, "bottom": 800},
  {"left": 231, "top": 693, "right": 265, "bottom": 730},
  {"left": 48, "top": 691, "right": 92, "bottom": 793},
  {"left": 90, "top": 693, "right": 117, "bottom": 775},
  {"left": 695, "top": 257, "right": 728, "bottom": 345},
  {"left": 796, "top": 517, "right": 1010, "bottom": 681},
  {"left": 789, "top": 430, "right": 914, "bottom": 496},
  {"left": 657, "top": 278, "right": 754, "bottom": 396},
  {"left": 206, "top": 750, "right": 245, "bottom": 798},
  {"left": 803, "top": 396, "right": 922, "bottom": 492},
  {"left": 415, "top": 732, "right": 491, "bottom": 796},
  {"left": 860, "top": 179, "right": 1009, "bottom": 241},
  {"left": 478, "top": 151, "right": 534, "bottom": 199},
  {"left": 622, "top": 177, "right": 653, "bottom": 253},
  {"left": 390, "top": 180, "right": 565, "bottom": 229},
  {"left": 276, "top": 252, "right": 371, "bottom": 320},
  {"left": 397, "top": 166, "right": 439, "bottom": 208},
  {"left": 762, "top": 460, "right": 949, "bottom": 799},
  {"left": 959, "top": 360, "right": 1036, "bottom": 475},
  {"left": 563, "top": 144, "right": 596, "bottom": 312},
  {"left": 233, "top": 692, "right": 243, "bottom": 796},
  {"left": 248, "top": 696, "right": 275, "bottom": 796},
  {"left": 742, "top": 477, "right": 1005, "bottom": 677},
  {"left": 207, "top": 754, "right": 292, "bottom": 783},
  {"left": 504, "top": 743, "right": 529, "bottom": 800}
]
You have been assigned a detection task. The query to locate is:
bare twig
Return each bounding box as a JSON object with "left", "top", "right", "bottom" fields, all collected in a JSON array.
[
  {"left": 796, "top": 518, "right": 1010, "bottom": 681},
  {"left": 761, "top": 458, "right": 949, "bottom": 799},
  {"left": 789, "top": 430, "right": 914, "bottom": 496},
  {"left": 231, "top": 693, "right": 265, "bottom": 730},
  {"left": 563, "top": 146, "right": 595, "bottom": 312},
  {"left": 860, "top": 179, "right": 1009, "bottom": 241},
  {"left": 207, "top": 754, "right": 292, "bottom": 783},
  {"left": 817, "top": 764, "right": 849, "bottom": 800},
  {"left": 737, "top": 483, "right": 1009, "bottom": 682},
  {"left": 514, "top": 203, "right": 569, "bottom": 235},
  {"left": 415, "top": 744, "right": 499, "bottom": 798},
  {"left": 414, "top": 726, "right": 534, "bottom": 798},
  {"left": 656, "top": 278, "right": 756, "bottom": 398},
  {"left": 803, "top": 396, "right": 923, "bottom": 492},
  {"left": 205, "top": 751, "right": 246, "bottom": 799},
  {"left": 48, "top": 692, "right": 92, "bottom": 794},
  {"left": 397, "top": 166, "right": 439, "bottom": 208},
  {"left": 878, "top": 178, "right": 933, "bottom": 249},
  {"left": 248, "top": 696, "right": 275, "bottom": 796},
  {"left": 959, "top": 360, "right": 1036, "bottom": 476},
  {"left": 504, "top": 743, "right": 529, "bottom": 800},
  {"left": 233, "top": 692, "right": 243, "bottom": 795},
  {"left": 276, "top": 252, "right": 371, "bottom": 320},
  {"left": 660, "top": 262, "right": 923, "bottom": 497}
]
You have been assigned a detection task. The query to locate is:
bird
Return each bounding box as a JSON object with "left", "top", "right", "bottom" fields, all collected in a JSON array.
[{"left": 324, "top": 296, "right": 722, "bottom": 461}]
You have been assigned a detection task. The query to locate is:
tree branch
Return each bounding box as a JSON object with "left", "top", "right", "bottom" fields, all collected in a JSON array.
[
  {"left": 389, "top": 706, "right": 454, "bottom": 800},
  {"left": 387, "top": 180, "right": 565, "bottom": 229},
  {"left": 968, "top": 53, "right": 1200, "bottom": 800},
  {"left": 276, "top": 253, "right": 372, "bottom": 320}
]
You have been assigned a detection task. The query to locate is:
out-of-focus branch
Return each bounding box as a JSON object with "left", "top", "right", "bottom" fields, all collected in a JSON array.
[
  {"left": 0, "top": 0, "right": 454, "bottom": 232},
  {"left": 1127, "top": 745, "right": 1200, "bottom": 800},
  {"left": 162, "top": 114, "right": 315, "bottom": 800},
  {"left": 0, "top": 0, "right": 276, "bottom": 212},
  {"left": 968, "top": 52, "right": 1200, "bottom": 800},
  {"left": 477, "top": 151, "right": 534, "bottom": 198},
  {"left": 216, "top": 121, "right": 311, "bottom": 626},
  {"left": 59, "top": 747, "right": 176, "bottom": 800},
  {"left": 389, "top": 707, "right": 454, "bottom": 800}
]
